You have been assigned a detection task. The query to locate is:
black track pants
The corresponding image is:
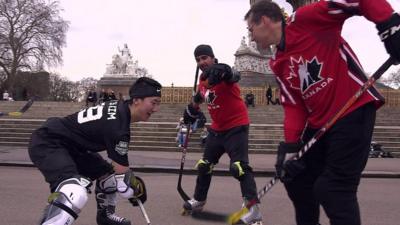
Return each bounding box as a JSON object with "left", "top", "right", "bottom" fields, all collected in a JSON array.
[{"left": 194, "top": 125, "right": 258, "bottom": 202}]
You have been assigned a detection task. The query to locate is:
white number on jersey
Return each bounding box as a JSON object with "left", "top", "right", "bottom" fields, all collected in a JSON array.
[{"left": 77, "top": 105, "right": 104, "bottom": 123}]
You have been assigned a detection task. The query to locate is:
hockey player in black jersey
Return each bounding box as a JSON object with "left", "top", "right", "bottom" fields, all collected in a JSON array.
[{"left": 28, "top": 77, "right": 162, "bottom": 225}]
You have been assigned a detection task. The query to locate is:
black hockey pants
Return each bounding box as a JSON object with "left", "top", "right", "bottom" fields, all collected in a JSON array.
[
  {"left": 284, "top": 103, "right": 376, "bottom": 225},
  {"left": 193, "top": 125, "right": 258, "bottom": 202}
]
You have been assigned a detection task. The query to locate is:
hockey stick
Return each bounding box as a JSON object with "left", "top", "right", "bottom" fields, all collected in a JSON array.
[
  {"left": 177, "top": 66, "right": 200, "bottom": 201},
  {"left": 193, "top": 66, "right": 200, "bottom": 95},
  {"left": 136, "top": 199, "right": 151, "bottom": 225},
  {"left": 0, "top": 97, "right": 36, "bottom": 117},
  {"left": 227, "top": 57, "right": 396, "bottom": 224},
  {"left": 177, "top": 122, "right": 192, "bottom": 201}
]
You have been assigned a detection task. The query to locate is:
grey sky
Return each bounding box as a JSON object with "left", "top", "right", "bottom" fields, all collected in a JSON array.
[{"left": 54, "top": 0, "right": 400, "bottom": 86}]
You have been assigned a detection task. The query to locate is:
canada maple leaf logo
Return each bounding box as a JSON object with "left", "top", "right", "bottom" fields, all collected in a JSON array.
[
  {"left": 288, "top": 56, "right": 324, "bottom": 92},
  {"left": 205, "top": 90, "right": 217, "bottom": 105}
]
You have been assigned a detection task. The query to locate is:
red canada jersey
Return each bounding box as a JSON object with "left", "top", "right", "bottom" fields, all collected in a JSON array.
[
  {"left": 198, "top": 76, "right": 249, "bottom": 131},
  {"left": 270, "top": 0, "right": 393, "bottom": 142}
]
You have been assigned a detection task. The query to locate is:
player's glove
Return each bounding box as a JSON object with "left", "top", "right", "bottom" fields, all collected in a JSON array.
[
  {"left": 275, "top": 141, "right": 306, "bottom": 183},
  {"left": 128, "top": 176, "right": 147, "bottom": 206},
  {"left": 183, "top": 103, "right": 200, "bottom": 125},
  {"left": 377, "top": 13, "right": 400, "bottom": 64},
  {"left": 193, "top": 91, "right": 204, "bottom": 104},
  {"left": 115, "top": 169, "right": 145, "bottom": 199},
  {"left": 203, "top": 63, "right": 233, "bottom": 86},
  {"left": 229, "top": 68, "right": 241, "bottom": 83}
]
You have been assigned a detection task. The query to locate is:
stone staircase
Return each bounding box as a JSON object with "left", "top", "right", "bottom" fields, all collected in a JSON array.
[{"left": 1, "top": 101, "right": 400, "bottom": 156}]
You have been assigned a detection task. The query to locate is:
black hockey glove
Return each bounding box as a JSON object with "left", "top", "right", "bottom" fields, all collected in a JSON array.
[
  {"left": 183, "top": 103, "right": 200, "bottom": 125},
  {"left": 203, "top": 63, "right": 233, "bottom": 86},
  {"left": 193, "top": 91, "right": 204, "bottom": 104},
  {"left": 377, "top": 13, "right": 400, "bottom": 64},
  {"left": 275, "top": 141, "right": 306, "bottom": 183},
  {"left": 229, "top": 68, "right": 241, "bottom": 83}
]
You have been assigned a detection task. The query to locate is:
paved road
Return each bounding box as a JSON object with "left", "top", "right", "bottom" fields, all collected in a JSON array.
[
  {"left": 1, "top": 166, "right": 399, "bottom": 225},
  {"left": 1, "top": 146, "right": 400, "bottom": 178}
]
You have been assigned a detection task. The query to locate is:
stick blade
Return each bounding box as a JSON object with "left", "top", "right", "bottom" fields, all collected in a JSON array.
[
  {"left": 8, "top": 111, "right": 22, "bottom": 117},
  {"left": 227, "top": 207, "right": 248, "bottom": 225},
  {"left": 191, "top": 210, "right": 227, "bottom": 222}
]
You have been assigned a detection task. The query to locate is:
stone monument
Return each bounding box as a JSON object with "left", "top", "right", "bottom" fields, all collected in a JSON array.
[
  {"left": 234, "top": 36, "right": 276, "bottom": 87},
  {"left": 98, "top": 44, "right": 150, "bottom": 99}
]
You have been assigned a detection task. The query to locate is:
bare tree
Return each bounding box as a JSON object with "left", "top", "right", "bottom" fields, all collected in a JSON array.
[
  {"left": 77, "top": 77, "right": 98, "bottom": 102},
  {"left": 382, "top": 68, "right": 400, "bottom": 89},
  {"left": 0, "top": 0, "right": 69, "bottom": 93},
  {"left": 48, "top": 73, "right": 78, "bottom": 101}
]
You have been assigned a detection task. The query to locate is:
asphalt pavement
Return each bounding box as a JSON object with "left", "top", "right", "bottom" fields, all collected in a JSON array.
[{"left": 1, "top": 167, "right": 400, "bottom": 225}]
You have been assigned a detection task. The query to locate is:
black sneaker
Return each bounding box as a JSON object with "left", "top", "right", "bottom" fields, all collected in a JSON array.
[{"left": 96, "top": 206, "right": 131, "bottom": 225}]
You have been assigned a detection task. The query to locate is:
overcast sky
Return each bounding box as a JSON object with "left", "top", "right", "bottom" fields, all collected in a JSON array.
[{"left": 54, "top": 0, "right": 400, "bottom": 86}]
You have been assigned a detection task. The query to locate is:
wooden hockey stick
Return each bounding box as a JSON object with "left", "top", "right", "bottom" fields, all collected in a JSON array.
[{"left": 227, "top": 57, "right": 396, "bottom": 224}]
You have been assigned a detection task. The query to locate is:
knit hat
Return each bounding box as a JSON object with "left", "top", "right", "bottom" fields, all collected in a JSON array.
[
  {"left": 194, "top": 44, "right": 214, "bottom": 58},
  {"left": 129, "top": 77, "right": 162, "bottom": 99}
]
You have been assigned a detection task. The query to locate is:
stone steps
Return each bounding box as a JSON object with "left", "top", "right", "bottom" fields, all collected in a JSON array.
[
  {"left": 2, "top": 101, "right": 400, "bottom": 125},
  {"left": 1, "top": 101, "right": 400, "bottom": 156},
  {"left": 1, "top": 119, "right": 399, "bottom": 156}
]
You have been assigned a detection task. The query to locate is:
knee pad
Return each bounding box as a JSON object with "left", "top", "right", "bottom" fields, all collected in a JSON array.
[
  {"left": 230, "top": 161, "right": 252, "bottom": 180},
  {"left": 41, "top": 177, "right": 90, "bottom": 225},
  {"left": 195, "top": 159, "right": 214, "bottom": 175}
]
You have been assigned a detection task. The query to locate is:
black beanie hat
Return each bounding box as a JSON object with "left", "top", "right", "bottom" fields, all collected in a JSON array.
[
  {"left": 194, "top": 44, "right": 214, "bottom": 58},
  {"left": 129, "top": 77, "right": 162, "bottom": 99}
]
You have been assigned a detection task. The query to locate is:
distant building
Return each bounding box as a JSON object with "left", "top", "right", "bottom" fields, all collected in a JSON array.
[{"left": 13, "top": 71, "right": 50, "bottom": 100}]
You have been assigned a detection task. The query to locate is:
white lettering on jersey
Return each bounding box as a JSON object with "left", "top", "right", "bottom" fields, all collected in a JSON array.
[
  {"left": 107, "top": 101, "right": 118, "bottom": 120},
  {"left": 77, "top": 105, "right": 104, "bottom": 123},
  {"left": 303, "top": 77, "right": 333, "bottom": 100}
]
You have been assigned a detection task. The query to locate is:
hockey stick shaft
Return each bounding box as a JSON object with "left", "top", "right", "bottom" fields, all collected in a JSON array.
[
  {"left": 137, "top": 199, "right": 151, "bottom": 225},
  {"left": 177, "top": 66, "right": 200, "bottom": 201},
  {"left": 177, "top": 123, "right": 191, "bottom": 201},
  {"left": 193, "top": 66, "right": 200, "bottom": 95},
  {"left": 228, "top": 57, "right": 395, "bottom": 224}
]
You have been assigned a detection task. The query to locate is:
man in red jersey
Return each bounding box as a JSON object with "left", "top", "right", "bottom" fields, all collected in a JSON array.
[
  {"left": 182, "top": 44, "right": 262, "bottom": 225},
  {"left": 245, "top": 1, "right": 400, "bottom": 225}
]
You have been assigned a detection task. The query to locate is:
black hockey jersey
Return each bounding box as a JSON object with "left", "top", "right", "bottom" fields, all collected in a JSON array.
[{"left": 41, "top": 100, "right": 131, "bottom": 166}]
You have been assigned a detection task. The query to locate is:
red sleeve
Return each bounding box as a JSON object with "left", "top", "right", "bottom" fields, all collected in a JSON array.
[
  {"left": 283, "top": 102, "right": 308, "bottom": 143},
  {"left": 275, "top": 77, "right": 308, "bottom": 143},
  {"left": 324, "top": 0, "right": 394, "bottom": 23}
]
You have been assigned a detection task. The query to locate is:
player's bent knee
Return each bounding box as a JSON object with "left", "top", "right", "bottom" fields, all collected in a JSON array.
[
  {"left": 196, "top": 159, "right": 214, "bottom": 175},
  {"left": 230, "top": 161, "right": 252, "bottom": 180},
  {"left": 96, "top": 173, "right": 117, "bottom": 194},
  {"left": 41, "top": 177, "right": 91, "bottom": 225}
]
